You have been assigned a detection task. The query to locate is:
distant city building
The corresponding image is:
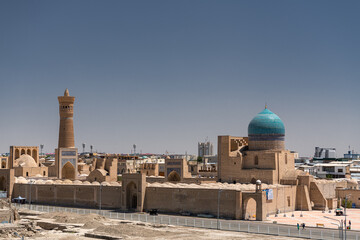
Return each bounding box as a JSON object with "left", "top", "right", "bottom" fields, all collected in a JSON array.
[
  {"left": 344, "top": 150, "right": 360, "bottom": 160},
  {"left": 314, "top": 147, "right": 336, "bottom": 159},
  {"left": 168, "top": 154, "right": 196, "bottom": 161},
  {"left": 198, "top": 141, "right": 213, "bottom": 157},
  {"left": 312, "top": 162, "right": 350, "bottom": 179}
]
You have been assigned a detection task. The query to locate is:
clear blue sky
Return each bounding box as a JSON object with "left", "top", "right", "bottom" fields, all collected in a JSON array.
[{"left": 0, "top": 1, "right": 359, "bottom": 157}]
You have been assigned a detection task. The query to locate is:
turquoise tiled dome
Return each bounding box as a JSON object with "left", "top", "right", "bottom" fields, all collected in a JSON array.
[{"left": 248, "top": 108, "right": 285, "bottom": 136}]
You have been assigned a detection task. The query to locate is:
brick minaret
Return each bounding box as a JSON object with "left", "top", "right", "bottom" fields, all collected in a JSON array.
[{"left": 58, "top": 88, "right": 75, "bottom": 148}]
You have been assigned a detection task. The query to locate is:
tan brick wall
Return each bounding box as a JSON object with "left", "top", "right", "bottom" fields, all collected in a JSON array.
[
  {"left": 144, "top": 187, "right": 242, "bottom": 219},
  {"left": 248, "top": 140, "right": 284, "bottom": 151},
  {"left": 13, "top": 183, "right": 122, "bottom": 209}
]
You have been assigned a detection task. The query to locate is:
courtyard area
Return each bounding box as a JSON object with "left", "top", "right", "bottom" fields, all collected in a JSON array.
[{"left": 267, "top": 209, "right": 360, "bottom": 230}]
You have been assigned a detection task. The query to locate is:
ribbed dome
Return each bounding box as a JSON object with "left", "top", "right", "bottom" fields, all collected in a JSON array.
[{"left": 248, "top": 108, "right": 285, "bottom": 136}]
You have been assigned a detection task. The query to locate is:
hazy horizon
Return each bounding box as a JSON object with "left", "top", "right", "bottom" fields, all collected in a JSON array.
[{"left": 1, "top": 1, "right": 359, "bottom": 157}]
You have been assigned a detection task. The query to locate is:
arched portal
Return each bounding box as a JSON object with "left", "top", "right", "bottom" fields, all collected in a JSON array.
[
  {"left": 168, "top": 171, "right": 180, "bottom": 182},
  {"left": 20, "top": 149, "right": 25, "bottom": 156},
  {"left": 126, "top": 181, "right": 137, "bottom": 210},
  {"left": 62, "top": 161, "right": 76, "bottom": 180},
  {"left": 0, "top": 177, "right": 6, "bottom": 191},
  {"left": 15, "top": 149, "right": 20, "bottom": 159},
  {"left": 243, "top": 197, "right": 258, "bottom": 220},
  {"left": 27, "top": 149, "right": 31, "bottom": 155},
  {"left": 1, "top": 161, "right": 6, "bottom": 169}
]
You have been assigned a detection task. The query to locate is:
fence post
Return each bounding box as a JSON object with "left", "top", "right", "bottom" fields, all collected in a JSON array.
[
  {"left": 278, "top": 226, "right": 280, "bottom": 235},
  {"left": 202, "top": 220, "right": 204, "bottom": 228},
  {"left": 258, "top": 225, "right": 260, "bottom": 233},
  {"left": 168, "top": 217, "right": 170, "bottom": 225},
  {"left": 267, "top": 226, "right": 269, "bottom": 234},
  {"left": 238, "top": 223, "right": 240, "bottom": 231},
  {"left": 177, "top": 217, "right": 179, "bottom": 226},
  {"left": 288, "top": 228, "right": 290, "bottom": 236},
  {"left": 248, "top": 224, "right": 250, "bottom": 232},
  {"left": 123, "top": 212, "right": 125, "bottom": 220},
  {"left": 185, "top": 219, "right": 187, "bottom": 226},
  {"left": 321, "top": 230, "right": 323, "bottom": 239},
  {"left": 310, "top": 229, "right": 312, "bottom": 238},
  {"left": 160, "top": 216, "right": 163, "bottom": 224},
  {"left": 194, "top": 219, "right": 195, "bottom": 227},
  {"left": 145, "top": 214, "right": 147, "bottom": 222}
]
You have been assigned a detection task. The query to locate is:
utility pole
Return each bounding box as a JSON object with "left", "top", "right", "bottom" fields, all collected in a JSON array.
[
  {"left": 300, "top": 186, "right": 303, "bottom": 217},
  {"left": 99, "top": 184, "right": 102, "bottom": 214}
]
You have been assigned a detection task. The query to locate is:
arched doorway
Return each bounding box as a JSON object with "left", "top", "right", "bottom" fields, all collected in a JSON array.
[
  {"left": 27, "top": 149, "right": 31, "bottom": 155},
  {"left": 1, "top": 161, "right": 6, "bottom": 169},
  {"left": 168, "top": 171, "right": 181, "bottom": 182},
  {"left": 62, "top": 161, "right": 76, "bottom": 180},
  {"left": 20, "top": 149, "right": 25, "bottom": 156},
  {"left": 244, "top": 197, "right": 257, "bottom": 220},
  {"left": 126, "top": 181, "right": 137, "bottom": 210},
  {"left": 0, "top": 177, "right": 6, "bottom": 191},
  {"left": 15, "top": 149, "right": 20, "bottom": 159}
]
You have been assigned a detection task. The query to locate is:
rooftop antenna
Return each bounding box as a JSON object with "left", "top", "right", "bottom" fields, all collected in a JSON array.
[{"left": 133, "top": 144, "right": 136, "bottom": 155}]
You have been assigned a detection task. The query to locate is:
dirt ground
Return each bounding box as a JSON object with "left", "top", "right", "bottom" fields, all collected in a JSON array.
[{"left": 2, "top": 210, "right": 298, "bottom": 239}]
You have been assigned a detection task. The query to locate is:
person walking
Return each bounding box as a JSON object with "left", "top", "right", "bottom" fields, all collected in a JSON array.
[
  {"left": 302, "top": 223, "right": 306, "bottom": 230},
  {"left": 297, "top": 223, "right": 300, "bottom": 230}
]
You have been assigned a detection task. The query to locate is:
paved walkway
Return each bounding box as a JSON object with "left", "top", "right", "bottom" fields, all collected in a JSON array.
[
  {"left": 267, "top": 209, "right": 360, "bottom": 230},
  {"left": 17, "top": 204, "right": 360, "bottom": 239}
]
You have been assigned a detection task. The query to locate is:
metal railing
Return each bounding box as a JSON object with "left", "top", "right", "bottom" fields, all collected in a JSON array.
[{"left": 13, "top": 203, "right": 360, "bottom": 240}]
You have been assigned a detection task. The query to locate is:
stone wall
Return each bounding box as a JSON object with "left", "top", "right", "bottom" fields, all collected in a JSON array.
[
  {"left": 144, "top": 187, "right": 242, "bottom": 219},
  {"left": 296, "top": 185, "right": 312, "bottom": 211},
  {"left": 248, "top": 140, "right": 284, "bottom": 151},
  {"left": 263, "top": 185, "right": 297, "bottom": 214},
  {"left": 14, "top": 167, "right": 48, "bottom": 178},
  {"left": 336, "top": 189, "right": 360, "bottom": 208},
  {"left": 309, "top": 182, "right": 327, "bottom": 210},
  {"left": 13, "top": 183, "right": 122, "bottom": 209}
]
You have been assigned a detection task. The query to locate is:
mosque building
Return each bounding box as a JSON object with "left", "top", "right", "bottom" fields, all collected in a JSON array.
[{"left": 218, "top": 106, "right": 298, "bottom": 184}]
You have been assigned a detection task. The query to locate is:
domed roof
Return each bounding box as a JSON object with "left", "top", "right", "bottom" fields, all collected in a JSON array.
[
  {"left": 14, "top": 154, "right": 38, "bottom": 168},
  {"left": 248, "top": 107, "right": 285, "bottom": 135}
]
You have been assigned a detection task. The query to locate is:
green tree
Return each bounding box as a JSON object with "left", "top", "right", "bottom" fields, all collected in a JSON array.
[{"left": 341, "top": 199, "right": 352, "bottom": 208}]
